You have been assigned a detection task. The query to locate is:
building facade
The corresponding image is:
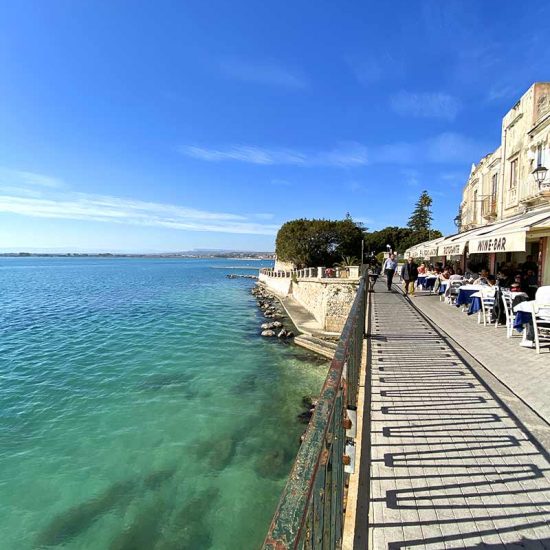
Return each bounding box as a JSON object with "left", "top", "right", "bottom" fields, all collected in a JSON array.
[
  {"left": 460, "top": 82, "right": 550, "bottom": 231},
  {"left": 408, "top": 83, "right": 550, "bottom": 286}
]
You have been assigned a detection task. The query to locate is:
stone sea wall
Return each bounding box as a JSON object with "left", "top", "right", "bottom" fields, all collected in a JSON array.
[
  {"left": 258, "top": 272, "right": 292, "bottom": 297},
  {"left": 260, "top": 274, "right": 359, "bottom": 333},
  {"left": 292, "top": 280, "right": 358, "bottom": 332}
]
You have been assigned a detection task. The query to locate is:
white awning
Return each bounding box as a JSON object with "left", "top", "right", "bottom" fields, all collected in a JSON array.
[
  {"left": 405, "top": 237, "right": 445, "bottom": 259},
  {"left": 466, "top": 208, "right": 550, "bottom": 254}
]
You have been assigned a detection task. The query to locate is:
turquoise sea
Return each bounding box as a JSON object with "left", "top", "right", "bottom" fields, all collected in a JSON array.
[{"left": 0, "top": 258, "right": 327, "bottom": 549}]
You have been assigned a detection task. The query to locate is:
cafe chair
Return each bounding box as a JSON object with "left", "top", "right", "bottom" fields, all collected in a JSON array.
[
  {"left": 478, "top": 289, "right": 496, "bottom": 327},
  {"left": 445, "top": 281, "right": 463, "bottom": 305},
  {"left": 500, "top": 291, "right": 515, "bottom": 338},
  {"left": 532, "top": 302, "right": 550, "bottom": 354}
]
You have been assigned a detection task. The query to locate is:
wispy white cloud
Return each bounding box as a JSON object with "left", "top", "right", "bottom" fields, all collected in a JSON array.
[
  {"left": 180, "top": 143, "right": 368, "bottom": 168},
  {"left": 271, "top": 178, "right": 292, "bottom": 186},
  {"left": 347, "top": 52, "right": 404, "bottom": 86},
  {"left": 0, "top": 186, "right": 279, "bottom": 236},
  {"left": 219, "top": 58, "right": 308, "bottom": 89},
  {"left": 0, "top": 168, "right": 65, "bottom": 189},
  {"left": 401, "top": 168, "right": 420, "bottom": 187},
  {"left": 182, "top": 132, "right": 486, "bottom": 172},
  {"left": 390, "top": 91, "right": 460, "bottom": 121},
  {"left": 371, "top": 132, "right": 490, "bottom": 165}
]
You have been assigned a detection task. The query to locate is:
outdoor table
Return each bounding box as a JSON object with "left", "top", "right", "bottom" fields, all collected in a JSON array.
[
  {"left": 439, "top": 282, "right": 448, "bottom": 295},
  {"left": 416, "top": 275, "right": 427, "bottom": 289},
  {"left": 513, "top": 300, "right": 535, "bottom": 333},
  {"left": 425, "top": 276, "right": 437, "bottom": 291},
  {"left": 455, "top": 285, "right": 485, "bottom": 308},
  {"left": 467, "top": 291, "right": 482, "bottom": 315}
]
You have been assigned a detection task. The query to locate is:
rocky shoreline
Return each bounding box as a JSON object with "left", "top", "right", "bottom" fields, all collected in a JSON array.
[{"left": 251, "top": 285, "right": 294, "bottom": 339}]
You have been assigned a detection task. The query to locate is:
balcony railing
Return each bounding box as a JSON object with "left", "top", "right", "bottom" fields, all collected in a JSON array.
[{"left": 262, "top": 276, "right": 367, "bottom": 549}]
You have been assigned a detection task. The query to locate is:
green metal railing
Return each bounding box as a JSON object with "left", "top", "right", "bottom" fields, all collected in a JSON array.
[{"left": 263, "top": 276, "right": 367, "bottom": 549}]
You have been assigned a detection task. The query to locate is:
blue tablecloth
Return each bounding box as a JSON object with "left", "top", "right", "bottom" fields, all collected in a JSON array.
[
  {"left": 456, "top": 288, "right": 478, "bottom": 307},
  {"left": 439, "top": 282, "right": 448, "bottom": 295},
  {"left": 416, "top": 275, "right": 426, "bottom": 289},
  {"left": 514, "top": 311, "right": 532, "bottom": 332},
  {"left": 425, "top": 277, "right": 436, "bottom": 291},
  {"left": 468, "top": 296, "right": 482, "bottom": 315}
]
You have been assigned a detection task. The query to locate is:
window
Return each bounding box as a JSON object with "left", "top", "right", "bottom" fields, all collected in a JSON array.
[
  {"left": 510, "top": 158, "right": 518, "bottom": 188},
  {"left": 491, "top": 173, "right": 498, "bottom": 197},
  {"left": 473, "top": 190, "right": 478, "bottom": 221},
  {"left": 537, "top": 145, "right": 543, "bottom": 168}
]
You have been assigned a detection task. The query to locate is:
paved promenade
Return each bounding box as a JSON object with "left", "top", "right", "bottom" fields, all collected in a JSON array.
[
  {"left": 410, "top": 289, "right": 550, "bottom": 427},
  {"left": 367, "top": 283, "right": 550, "bottom": 549}
]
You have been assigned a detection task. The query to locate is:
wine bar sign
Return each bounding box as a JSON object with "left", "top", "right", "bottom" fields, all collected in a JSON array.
[{"left": 469, "top": 231, "right": 526, "bottom": 254}]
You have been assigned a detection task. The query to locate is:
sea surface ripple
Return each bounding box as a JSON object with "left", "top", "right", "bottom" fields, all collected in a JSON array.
[{"left": 0, "top": 257, "right": 327, "bottom": 549}]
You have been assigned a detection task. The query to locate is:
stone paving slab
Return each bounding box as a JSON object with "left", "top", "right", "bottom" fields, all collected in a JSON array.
[
  {"left": 368, "top": 283, "right": 550, "bottom": 549},
  {"left": 409, "top": 286, "right": 550, "bottom": 425}
]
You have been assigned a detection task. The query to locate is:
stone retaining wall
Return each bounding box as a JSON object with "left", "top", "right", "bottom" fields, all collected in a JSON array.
[{"left": 260, "top": 273, "right": 359, "bottom": 333}]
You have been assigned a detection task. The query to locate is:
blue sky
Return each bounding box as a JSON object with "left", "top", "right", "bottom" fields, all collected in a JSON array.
[{"left": 0, "top": 0, "right": 548, "bottom": 252}]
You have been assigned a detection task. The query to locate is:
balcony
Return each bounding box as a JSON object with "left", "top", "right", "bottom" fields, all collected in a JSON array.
[
  {"left": 505, "top": 186, "right": 518, "bottom": 207},
  {"left": 519, "top": 179, "right": 550, "bottom": 206},
  {"left": 481, "top": 196, "right": 497, "bottom": 220}
]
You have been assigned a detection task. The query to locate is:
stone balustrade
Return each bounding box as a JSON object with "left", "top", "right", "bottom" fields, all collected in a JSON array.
[{"left": 259, "top": 266, "right": 360, "bottom": 280}]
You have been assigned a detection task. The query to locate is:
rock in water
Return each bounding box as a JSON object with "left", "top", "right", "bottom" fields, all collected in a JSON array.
[{"left": 261, "top": 330, "right": 276, "bottom": 337}]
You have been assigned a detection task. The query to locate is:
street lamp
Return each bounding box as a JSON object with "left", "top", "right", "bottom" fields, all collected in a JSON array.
[{"left": 532, "top": 165, "right": 548, "bottom": 188}]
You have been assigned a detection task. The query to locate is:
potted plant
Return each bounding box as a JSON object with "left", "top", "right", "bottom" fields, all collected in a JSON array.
[{"left": 334, "top": 256, "right": 359, "bottom": 278}]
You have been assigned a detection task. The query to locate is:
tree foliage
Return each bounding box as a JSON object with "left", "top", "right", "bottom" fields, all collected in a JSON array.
[
  {"left": 275, "top": 217, "right": 364, "bottom": 268},
  {"left": 363, "top": 226, "right": 442, "bottom": 256},
  {"left": 408, "top": 190, "right": 433, "bottom": 232}
]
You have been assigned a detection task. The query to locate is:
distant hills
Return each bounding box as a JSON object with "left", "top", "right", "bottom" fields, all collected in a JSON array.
[{"left": 0, "top": 249, "right": 275, "bottom": 259}]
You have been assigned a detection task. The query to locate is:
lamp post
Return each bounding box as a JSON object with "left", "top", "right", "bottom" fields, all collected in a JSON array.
[{"left": 532, "top": 165, "right": 548, "bottom": 189}]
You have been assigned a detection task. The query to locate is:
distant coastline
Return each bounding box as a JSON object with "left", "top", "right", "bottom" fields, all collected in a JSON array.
[{"left": 0, "top": 251, "right": 275, "bottom": 260}]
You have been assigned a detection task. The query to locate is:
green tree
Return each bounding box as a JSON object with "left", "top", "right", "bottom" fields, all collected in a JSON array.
[
  {"left": 275, "top": 217, "right": 364, "bottom": 268},
  {"left": 363, "top": 226, "right": 413, "bottom": 256},
  {"left": 408, "top": 190, "right": 433, "bottom": 232}
]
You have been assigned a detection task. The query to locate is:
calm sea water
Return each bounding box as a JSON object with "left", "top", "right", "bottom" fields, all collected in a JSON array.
[{"left": 0, "top": 258, "right": 327, "bottom": 549}]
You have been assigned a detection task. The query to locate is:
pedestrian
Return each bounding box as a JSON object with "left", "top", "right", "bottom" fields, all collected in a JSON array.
[
  {"left": 401, "top": 257, "right": 418, "bottom": 297},
  {"left": 382, "top": 253, "right": 398, "bottom": 291}
]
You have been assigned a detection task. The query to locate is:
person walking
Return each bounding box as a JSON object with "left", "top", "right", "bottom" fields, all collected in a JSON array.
[
  {"left": 401, "top": 257, "right": 418, "bottom": 297},
  {"left": 382, "top": 253, "right": 398, "bottom": 291}
]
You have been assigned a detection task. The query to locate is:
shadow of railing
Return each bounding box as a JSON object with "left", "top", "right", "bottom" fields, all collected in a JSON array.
[{"left": 368, "top": 287, "right": 550, "bottom": 549}]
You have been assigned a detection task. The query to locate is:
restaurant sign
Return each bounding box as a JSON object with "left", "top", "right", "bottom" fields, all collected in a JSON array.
[
  {"left": 468, "top": 231, "right": 526, "bottom": 254},
  {"left": 418, "top": 247, "right": 439, "bottom": 258},
  {"left": 437, "top": 242, "right": 465, "bottom": 257}
]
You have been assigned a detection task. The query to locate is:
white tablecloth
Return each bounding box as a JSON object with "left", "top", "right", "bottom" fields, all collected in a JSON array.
[{"left": 514, "top": 300, "right": 536, "bottom": 313}]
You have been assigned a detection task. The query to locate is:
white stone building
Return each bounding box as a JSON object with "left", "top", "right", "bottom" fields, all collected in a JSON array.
[{"left": 408, "top": 82, "right": 550, "bottom": 285}]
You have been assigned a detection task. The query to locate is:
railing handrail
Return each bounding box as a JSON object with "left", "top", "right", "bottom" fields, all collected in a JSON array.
[
  {"left": 259, "top": 266, "right": 360, "bottom": 280},
  {"left": 262, "top": 276, "right": 366, "bottom": 549}
]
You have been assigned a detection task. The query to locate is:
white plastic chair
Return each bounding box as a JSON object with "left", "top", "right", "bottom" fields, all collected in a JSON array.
[
  {"left": 446, "top": 281, "right": 463, "bottom": 305},
  {"left": 532, "top": 302, "right": 550, "bottom": 354},
  {"left": 477, "top": 288, "right": 496, "bottom": 326},
  {"left": 500, "top": 290, "right": 515, "bottom": 338}
]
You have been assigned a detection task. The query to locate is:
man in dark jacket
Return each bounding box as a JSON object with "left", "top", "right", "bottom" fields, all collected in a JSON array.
[{"left": 401, "top": 257, "right": 419, "bottom": 297}]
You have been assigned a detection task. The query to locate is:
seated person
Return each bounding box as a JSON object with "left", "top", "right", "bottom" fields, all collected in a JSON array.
[
  {"left": 449, "top": 268, "right": 464, "bottom": 282},
  {"left": 487, "top": 275, "right": 497, "bottom": 286},
  {"left": 418, "top": 263, "right": 427, "bottom": 275},
  {"left": 473, "top": 268, "right": 490, "bottom": 285}
]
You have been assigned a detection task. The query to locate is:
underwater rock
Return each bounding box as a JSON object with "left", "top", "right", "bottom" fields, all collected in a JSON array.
[
  {"left": 195, "top": 436, "right": 237, "bottom": 471},
  {"left": 157, "top": 487, "right": 220, "bottom": 550},
  {"left": 254, "top": 449, "right": 290, "bottom": 480},
  {"left": 36, "top": 480, "right": 135, "bottom": 546},
  {"left": 143, "top": 466, "right": 177, "bottom": 490}
]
